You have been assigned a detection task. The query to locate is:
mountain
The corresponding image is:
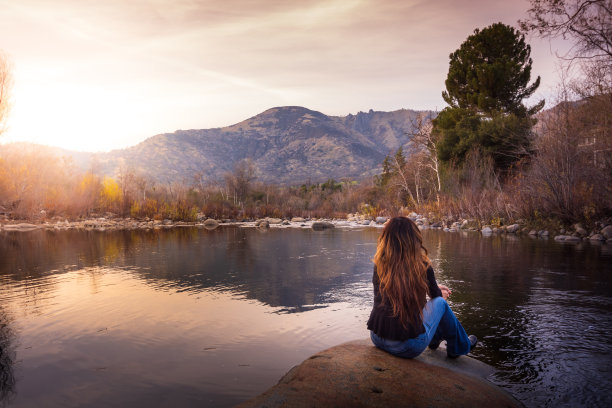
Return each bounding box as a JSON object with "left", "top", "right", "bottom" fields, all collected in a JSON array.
[{"left": 2, "top": 106, "right": 435, "bottom": 185}]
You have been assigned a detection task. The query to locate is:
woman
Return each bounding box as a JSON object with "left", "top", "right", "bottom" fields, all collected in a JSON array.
[{"left": 367, "top": 216, "right": 477, "bottom": 358}]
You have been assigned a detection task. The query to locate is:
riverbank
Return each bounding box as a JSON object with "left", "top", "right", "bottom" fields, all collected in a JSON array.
[{"left": 1, "top": 213, "right": 611, "bottom": 243}]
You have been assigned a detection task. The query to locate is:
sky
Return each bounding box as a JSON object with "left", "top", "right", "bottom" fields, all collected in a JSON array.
[{"left": 0, "top": 0, "right": 571, "bottom": 152}]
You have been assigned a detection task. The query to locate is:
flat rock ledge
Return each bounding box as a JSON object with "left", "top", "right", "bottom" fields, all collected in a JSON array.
[{"left": 237, "top": 339, "right": 521, "bottom": 408}]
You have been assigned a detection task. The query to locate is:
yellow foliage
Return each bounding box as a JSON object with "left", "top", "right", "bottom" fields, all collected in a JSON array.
[
  {"left": 130, "top": 201, "right": 140, "bottom": 218},
  {"left": 100, "top": 177, "right": 121, "bottom": 211},
  {"left": 79, "top": 173, "right": 99, "bottom": 193}
]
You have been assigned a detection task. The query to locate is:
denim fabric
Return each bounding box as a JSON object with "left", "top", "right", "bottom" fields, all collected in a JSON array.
[{"left": 370, "top": 297, "right": 471, "bottom": 358}]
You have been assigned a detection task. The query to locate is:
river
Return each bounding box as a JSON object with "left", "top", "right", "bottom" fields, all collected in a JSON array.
[{"left": 0, "top": 226, "right": 610, "bottom": 407}]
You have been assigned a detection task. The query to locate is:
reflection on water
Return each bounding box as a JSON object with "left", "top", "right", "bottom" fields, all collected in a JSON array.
[
  {"left": 0, "top": 307, "right": 16, "bottom": 405},
  {"left": 0, "top": 227, "right": 610, "bottom": 407}
]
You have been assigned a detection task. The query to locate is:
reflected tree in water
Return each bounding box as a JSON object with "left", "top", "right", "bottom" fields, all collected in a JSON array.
[{"left": 0, "top": 307, "right": 15, "bottom": 405}]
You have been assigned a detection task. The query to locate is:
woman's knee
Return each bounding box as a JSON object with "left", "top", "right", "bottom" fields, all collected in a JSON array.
[{"left": 430, "top": 296, "right": 448, "bottom": 310}]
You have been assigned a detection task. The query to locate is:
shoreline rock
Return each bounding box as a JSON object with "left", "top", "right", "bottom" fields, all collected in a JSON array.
[
  {"left": 237, "top": 339, "right": 522, "bottom": 408},
  {"left": 1, "top": 215, "right": 609, "bottom": 245}
]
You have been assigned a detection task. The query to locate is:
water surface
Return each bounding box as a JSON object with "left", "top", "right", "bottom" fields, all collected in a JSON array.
[{"left": 0, "top": 227, "right": 610, "bottom": 407}]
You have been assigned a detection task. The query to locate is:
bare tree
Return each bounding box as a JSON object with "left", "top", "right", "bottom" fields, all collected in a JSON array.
[
  {"left": 224, "top": 159, "right": 257, "bottom": 207},
  {"left": 409, "top": 113, "right": 442, "bottom": 204},
  {"left": 0, "top": 52, "right": 13, "bottom": 136},
  {"left": 520, "top": 0, "right": 612, "bottom": 62}
]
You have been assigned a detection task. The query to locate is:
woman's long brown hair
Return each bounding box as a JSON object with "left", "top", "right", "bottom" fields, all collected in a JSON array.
[{"left": 373, "top": 217, "right": 430, "bottom": 328}]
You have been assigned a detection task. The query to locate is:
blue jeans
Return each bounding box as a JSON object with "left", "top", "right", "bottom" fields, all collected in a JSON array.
[{"left": 370, "top": 297, "right": 471, "bottom": 358}]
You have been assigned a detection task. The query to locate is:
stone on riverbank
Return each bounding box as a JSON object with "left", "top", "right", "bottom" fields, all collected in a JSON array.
[
  {"left": 267, "top": 218, "right": 283, "bottom": 224},
  {"left": 312, "top": 221, "right": 335, "bottom": 231},
  {"left": 2, "top": 223, "right": 39, "bottom": 231},
  {"left": 506, "top": 224, "right": 520, "bottom": 233},
  {"left": 237, "top": 339, "right": 521, "bottom": 408},
  {"left": 203, "top": 218, "right": 219, "bottom": 228},
  {"left": 601, "top": 225, "right": 612, "bottom": 239},
  {"left": 256, "top": 219, "right": 270, "bottom": 228},
  {"left": 573, "top": 223, "right": 587, "bottom": 236},
  {"left": 291, "top": 217, "right": 305, "bottom": 223},
  {"left": 554, "top": 235, "right": 582, "bottom": 242}
]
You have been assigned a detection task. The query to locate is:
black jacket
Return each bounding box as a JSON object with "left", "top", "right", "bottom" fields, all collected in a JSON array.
[{"left": 367, "top": 265, "right": 442, "bottom": 340}]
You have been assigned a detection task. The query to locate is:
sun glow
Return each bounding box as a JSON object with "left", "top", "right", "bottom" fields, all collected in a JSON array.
[{"left": 4, "top": 71, "right": 163, "bottom": 152}]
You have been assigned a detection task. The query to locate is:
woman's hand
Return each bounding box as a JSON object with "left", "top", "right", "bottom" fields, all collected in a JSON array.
[{"left": 439, "top": 284, "right": 452, "bottom": 300}]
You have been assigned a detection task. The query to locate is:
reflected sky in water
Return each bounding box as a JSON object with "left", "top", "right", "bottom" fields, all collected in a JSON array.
[{"left": 0, "top": 227, "right": 610, "bottom": 407}]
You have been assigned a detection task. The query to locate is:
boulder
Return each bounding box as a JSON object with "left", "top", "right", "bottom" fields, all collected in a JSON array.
[
  {"left": 601, "top": 225, "right": 612, "bottom": 239},
  {"left": 506, "top": 224, "right": 520, "bottom": 233},
  {"left": 431, "top": 222, "right": 442, "bottom": 228},
  {"left": 312, "top": 221, "right": 335, "bottom": 231},
  {"left": 237, "top": 340, "right": 521, "bottom": 408},
  {"left": 528, "top": 230, "right": 537, "bottom": 236},
  {"left": 573, "top": 223, "right": 587, "bottom": 236},
  {"left": 257, "top": 220, "right": 270, "bottom": 228},
  {"left": 375, "top": 217, "right": 388, "bottom": 224},
  {"left": 203, "top": 218, "right": 219, "bottom": 227},
  {"left": 554, "top": 235, "right": 582, "bottom": 242},
  {"left": 589, "top": 234, "right": 605, "bottom": 241},
  {"left": 539, "top": 230, "right": 549, "bottom": 237},
  {"left": 281, "top": 220, "right": 290, "bottom": 225},
  {"left": 481, "top": 226, "right": 492, "bottom": 235},
  {"left": 267, "top": 218, "right": 283, "bottom": 224},
  {"left": 361, "top": 220, "right": 371, "bottom": 226},
  {"left": 3, "top": 223, "right": 39, "bottom": 231},
  {"left": 291, "top": 217, "right": 305, "bottom": 223}
]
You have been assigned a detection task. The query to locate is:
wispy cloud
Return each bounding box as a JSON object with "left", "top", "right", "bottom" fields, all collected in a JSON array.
[{"left": 0, "top": 0, "right": 568, "bottom": 151}]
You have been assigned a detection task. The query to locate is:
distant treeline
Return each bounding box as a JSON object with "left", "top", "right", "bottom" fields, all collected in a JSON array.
[{"left": 0, "top": 90, "right": 609, "bottom": 228}]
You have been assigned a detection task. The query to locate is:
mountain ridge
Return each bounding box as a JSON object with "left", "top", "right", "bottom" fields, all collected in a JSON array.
[{"left": 1, "top": 106, "right": 435, "bottom": 184}]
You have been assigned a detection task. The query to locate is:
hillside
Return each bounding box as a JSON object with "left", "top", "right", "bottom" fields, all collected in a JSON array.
[{"left": 2, "top": 106, "right": 435, "bottom": 185}]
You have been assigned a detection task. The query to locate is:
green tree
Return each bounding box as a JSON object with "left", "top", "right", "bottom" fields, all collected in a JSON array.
[
  {"left": 394, "top": 146, "right": 406, "bottom": 170},
  {"left": 434, "top": 23, "right": 544, "bottom": 171},
  {"left": 375, "top": 154, "right": 393, "bottom": 187}
]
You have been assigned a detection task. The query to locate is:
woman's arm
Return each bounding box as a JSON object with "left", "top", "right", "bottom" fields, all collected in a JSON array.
[{"left": 426, "top": 266, "right": 443, "bottom": 299}]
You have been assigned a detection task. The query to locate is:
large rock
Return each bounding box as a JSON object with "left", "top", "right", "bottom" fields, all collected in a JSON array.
[
  {"left": 256, "top": 219, "right": 270, "bottom": 228},
  {"left": 506, "top": 224, "right": 520, "bottom": 233},
  {"left": 573, "top": 223, "right": 587, "bottom": 236},
  {"left": 3, "top": 223, "right": 39, "bottom": 231},
  {"left": 554, "top": 235, "right": 582, "bottom": 242},
  {"left": 291, "top": 217, "right": 305, "bottom": 223},
  {"left": 238, "top": 340, "right": 521, "bottom": 408},
  {"left": 267, "top": 218, "right": 283, "bottom": 224},
  {"left": 481, "top": 226, "right": 493, "bottom": 235},
  {"left": 601, "top": 225, "right": 612, "bottom": 239},
  {"left": 312, "top": 221, "right": 335, "bottom": 231},
  {"left": 203, "top": 218, "right": 219, "bottom": 227}
]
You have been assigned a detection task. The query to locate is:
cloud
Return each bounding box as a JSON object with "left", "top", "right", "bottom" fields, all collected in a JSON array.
[{"left": 0, "top": 0, "right": 569, "bottom": 151}]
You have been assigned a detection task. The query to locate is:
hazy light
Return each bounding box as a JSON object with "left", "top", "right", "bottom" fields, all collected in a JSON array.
[{"left": 0, "top": 0, "right": 571, "bottom": 152}]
